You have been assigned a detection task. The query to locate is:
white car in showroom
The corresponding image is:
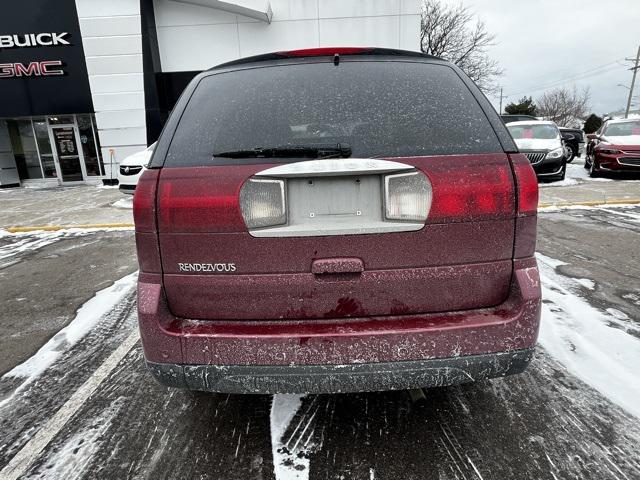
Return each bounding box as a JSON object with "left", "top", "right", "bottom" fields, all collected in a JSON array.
[{"left": 117, "top": 142, "right": 155, "bottom": 194}]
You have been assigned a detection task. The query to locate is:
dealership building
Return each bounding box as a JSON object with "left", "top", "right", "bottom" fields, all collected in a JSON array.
[{"left": 0, "top": 0, "right": 420, "bottom": 188}]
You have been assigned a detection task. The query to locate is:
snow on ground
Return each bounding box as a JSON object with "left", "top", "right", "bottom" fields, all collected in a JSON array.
[
  {"left": 537, "top": 253, "right": 640, "bottom": 418},
  {"left": 539, "top": 161, "right": 612, "bottom": 188},
  {"left": 24, "top": 400, "right": 122, "bottom": 480},
  {"left": 271, "top": 395, "right": 311, "bottom": 480},
  {"left": 111, "top": 196, "right": 133, "bottom": 209},
  {"left": 0, "top": 231, "right": 66, "bottom": 259},
  {"left": 574, "top": 278, "right": 595, "bottom": 290},
  {"left": 538, "top": 203, "right": 640, "bottom": 213},
  {"left": 0, "top": 229, "right": 133, "bottom": 268},
  {"left": 0, "top": 272, "right": 138, "bottom": 409}
]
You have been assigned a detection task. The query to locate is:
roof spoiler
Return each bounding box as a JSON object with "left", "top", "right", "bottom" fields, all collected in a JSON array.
[{"left": 210, "top": 47, "right": 441, "bottom": 70}]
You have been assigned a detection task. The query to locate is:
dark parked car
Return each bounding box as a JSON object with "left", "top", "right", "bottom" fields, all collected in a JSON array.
[
  {"left": 559, "top": 127, "right": 587, "bottom": 163},
  {"left": 501, "top": 114, "right": 538, "bottom": 124},
  {"left": 133, "top": 47, "right": 541, "bottom": 394},
  {"left": 507, "top": 121, "right": 567, "bottom": 182},
  {"left": 585, "top": 118, "right": 640, "bottom": 177}
]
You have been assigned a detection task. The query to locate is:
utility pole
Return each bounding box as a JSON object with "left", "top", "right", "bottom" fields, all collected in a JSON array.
[
  {"left": 625, "top": 45, "right": 640, "bottom": 118},
  {"left": 499, "top": 87, "right": 504, "bottom": 114}
]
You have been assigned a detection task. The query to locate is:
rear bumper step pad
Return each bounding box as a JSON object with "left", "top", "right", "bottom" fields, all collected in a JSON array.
[{"left": 147, "top": 348, "right": 534, "bottom": 394}]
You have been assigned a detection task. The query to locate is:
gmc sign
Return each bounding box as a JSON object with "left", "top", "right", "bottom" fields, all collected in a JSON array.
[{"left": 0, "top": 60, "right": 64, "bottom": 78}]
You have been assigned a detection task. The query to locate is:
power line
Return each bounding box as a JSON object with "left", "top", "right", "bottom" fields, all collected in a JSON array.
[
  {"left": 506, "top": 62, "right": 624, "bottom": 97},
  {"left": 517, "top": 58, "right": 623, "bottom": 85}
]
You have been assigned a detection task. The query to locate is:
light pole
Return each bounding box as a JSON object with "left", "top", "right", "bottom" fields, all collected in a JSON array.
[{"left": 624, "top": 45, "right": 640, "bottom": 118}]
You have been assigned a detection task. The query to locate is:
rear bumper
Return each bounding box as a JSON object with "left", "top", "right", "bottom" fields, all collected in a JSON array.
[
  {"left": 147, "top": 348, "right": 534, "bottom": 394},
  {"left": 137, "top": 257, "right": 541, "bottom": 394}
]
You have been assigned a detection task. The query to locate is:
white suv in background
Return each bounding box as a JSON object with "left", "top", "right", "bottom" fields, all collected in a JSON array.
[{"left": 117, "top": 143, "right": 155, "bottom": 194}]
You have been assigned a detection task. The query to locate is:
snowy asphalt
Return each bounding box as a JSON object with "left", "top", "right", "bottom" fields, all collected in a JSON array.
[{"left": 1, "top": 206, "right": 640, "bottom": 479}]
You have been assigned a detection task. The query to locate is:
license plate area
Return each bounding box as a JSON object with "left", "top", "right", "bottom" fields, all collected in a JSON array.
[
  {"left": 289, "top": 175, "right": 382, "bottom": 226},
  {"left": 244, "top": 158, "right": 429, "bottom": 238}
]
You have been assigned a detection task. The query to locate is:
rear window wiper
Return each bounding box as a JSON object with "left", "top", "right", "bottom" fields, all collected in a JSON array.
[{"left": 212, "top": 144, "right": 352, "bottom": 159}]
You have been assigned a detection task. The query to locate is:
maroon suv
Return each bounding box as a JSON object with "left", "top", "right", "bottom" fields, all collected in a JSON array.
[{"left": 133, "top": 47, "right": 541, "bottom": 394}]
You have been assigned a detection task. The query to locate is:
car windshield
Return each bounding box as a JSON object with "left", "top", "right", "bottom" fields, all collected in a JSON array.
[
  {"left": 604, "top": 120, "right": 640, "bottom": 137},
  {"left": 508, "top": 124, "right": 559, "bottom": 140},
  {"left": 164, "top": 61, "right": 503, "bottom": 166}
]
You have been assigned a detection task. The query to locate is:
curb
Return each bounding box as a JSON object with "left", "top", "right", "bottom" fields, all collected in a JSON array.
[
  {"left": 4, "top": 223, "right": 134, "bottom": 233},
  {"left": 538, "top": 198, "right": 640, "bottom": 209}
]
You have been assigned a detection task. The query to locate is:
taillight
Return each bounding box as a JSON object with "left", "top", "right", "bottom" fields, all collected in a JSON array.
[
  {"left": 133, "top": 169, "right": 161, "bottom": 273},
  {"left": 509, "top": 153, "right": 538, "bottom": 258},
  {"left": 239, "top": 179, "right": 286, "bottom": 229},
  {"left": 510, "top": 154, "right": 538, "bottom": 216},
  {"left": 156, "top": 166, "right": 253, "bottom": 233},
  {"left": 384, "top": 171, "right": 432, "bottom": 222},
  {"left": 133, "top": 169, "right": 159, "bottom": 232},
  {"left": 424, "top": 156, "right": 516, "bottom": 223}
]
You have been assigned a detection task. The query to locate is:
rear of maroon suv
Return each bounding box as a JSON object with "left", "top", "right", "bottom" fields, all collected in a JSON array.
[{"left": 133, "top": 48, "right": 541, "bottom": 394}]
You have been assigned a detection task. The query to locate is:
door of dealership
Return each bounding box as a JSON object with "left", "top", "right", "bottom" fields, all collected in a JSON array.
[{"left": 0, "top": 114, "right": 103, "bottom": 186}]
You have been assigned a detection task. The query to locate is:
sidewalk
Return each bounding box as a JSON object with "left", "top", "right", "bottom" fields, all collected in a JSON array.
[
  {"left": 538, "top": 162, "right": 640, "bottom": 207},
  {"left": 0, "top": 185, "right": 133, "bottom": 230}
]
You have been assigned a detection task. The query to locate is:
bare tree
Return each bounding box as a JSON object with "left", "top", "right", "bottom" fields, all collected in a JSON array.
[
  {"left": 420, "top": 0, "right": 502, "bottom": 93},
  {"left": 537, "top": 86, "right": 591, "bottom": 127}
]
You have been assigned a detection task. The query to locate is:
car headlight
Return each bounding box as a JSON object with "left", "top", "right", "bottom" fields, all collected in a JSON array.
[
  {"left": 597, "top": 147, "right": 621, "bottom": 155},
  {"left": 239, "top": 179, "right": 287, "bottom": 229},
  {"left": 546, "top": 148, "right": 564, "bottom": 160}
]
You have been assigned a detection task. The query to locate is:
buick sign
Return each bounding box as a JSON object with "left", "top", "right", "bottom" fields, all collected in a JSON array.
[
  {"left": 0, "top": 32, "right": 70, "bottom": 49},
  {"left": 0, "top": 31, "right": 71, "bottom": 78}
]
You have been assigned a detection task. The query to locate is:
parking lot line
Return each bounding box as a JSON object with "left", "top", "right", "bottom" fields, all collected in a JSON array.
[
  {"left": 4, "top": 223, "right": 135, "bottom": 233},
  {"left": 0, "top": 330, "right": 140, "bottom": 480},
  {"left": 537, "top": 198, "right": 640, "bottom": 209}
]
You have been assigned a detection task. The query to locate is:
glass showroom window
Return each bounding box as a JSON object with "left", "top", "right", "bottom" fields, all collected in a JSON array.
[
  {"left": 77, "top": 114, "right": 104, "bottom": 176},
  {"left": 7, "top": 119, "right": 43, "bottom": 180}
]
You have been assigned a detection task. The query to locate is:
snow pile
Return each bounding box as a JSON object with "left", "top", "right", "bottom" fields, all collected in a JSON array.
[
  {"left": 111, "top": 197, "right": 133, "bottom": 209},
  {"left": 271, "top": 394, "right": 311, "bottom": 480},
  {"left": 537, "top": 253, "right": 640, "bottom": 418},
  {"left": 0, "top": 272, "right": 138, "bottom": 408}
]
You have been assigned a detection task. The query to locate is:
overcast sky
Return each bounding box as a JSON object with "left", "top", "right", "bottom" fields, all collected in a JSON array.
[{"left": 458, "top": 0, "right": 640, "bottom": 115}]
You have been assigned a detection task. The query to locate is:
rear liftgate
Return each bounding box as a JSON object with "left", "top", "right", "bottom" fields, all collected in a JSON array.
[{"left": 157, "top": 155, "right": 516, "bottom": 320}]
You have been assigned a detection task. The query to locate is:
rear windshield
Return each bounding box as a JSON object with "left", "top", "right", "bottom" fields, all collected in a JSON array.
[
  {"left": 508, "top": 124, "right": 559, "bottom": 140},
  {"left": 165, "top": 60, "right": 502, "bottom": 166}
]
